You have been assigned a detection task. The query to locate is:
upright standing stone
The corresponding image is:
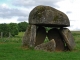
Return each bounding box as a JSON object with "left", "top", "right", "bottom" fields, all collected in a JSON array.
[
  {"left": 22, "top": 25, "right": 36, "bottom": 48},
  {"left": 47, "top": 28, "right": 65, "bottom": 51},
  {"left": 35, "top": 26, "right": 46, "bottom": 46},
  {"left": 60, "top": 28, "right": 75, "bottom": 50}
]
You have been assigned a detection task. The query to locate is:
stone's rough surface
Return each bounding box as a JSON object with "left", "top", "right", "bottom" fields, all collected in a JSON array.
[
  {"left": 22, "top": 25, "right": 36, "bottom": 47},
  {"left": 29, "top": 5, "right": 70, "bottom": 27},
  {"left": 22, "top": 5, "right": 75, "bottom": 51},
  {"left": 60, "top": 28, "right": 75, "bottom": 50},
  {"left": 47, "top": 28, "right": 65, "bottom": 51},
  {"left": 35, "top": 39, "right": 56, "bottom": 52},
  {"left": 35, "top": 26, "right": 46, "bottom": 46}
]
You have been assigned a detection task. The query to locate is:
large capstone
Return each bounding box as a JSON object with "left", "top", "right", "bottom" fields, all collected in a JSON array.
[
  {"left": 60, "top": 28, "right": 75, "bottom": 51},
  {"left": 29, "top": 5, "right": 70, "bottom": 27},
  {"left": 47, "top": 28, "right": 65, "bottom": 51}
]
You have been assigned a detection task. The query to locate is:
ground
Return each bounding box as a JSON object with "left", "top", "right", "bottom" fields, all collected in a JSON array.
[{"left": 0, "top": 31, "right": 80, "bottom": 60}]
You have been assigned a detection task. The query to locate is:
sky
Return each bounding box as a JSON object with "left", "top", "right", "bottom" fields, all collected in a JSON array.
[{"left": 0, "top": 0, "right": 80, "bottom": 31}]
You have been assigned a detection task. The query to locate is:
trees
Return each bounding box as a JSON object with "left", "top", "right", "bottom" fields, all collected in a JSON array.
[
  {"left": 18, "top": 22, "right": 28, "bottom": 32},
  {"left": 0, "top": 23, "right": 9, "bottom": 37},
  {"left": 0, "top": 23, "right": 19, "bottom": 37},
  {"left": 0, "top": 22, "right": 28, "bottom": 37},
  {"left": 8, "top": 23, "right": 19, "bottom": 36}
]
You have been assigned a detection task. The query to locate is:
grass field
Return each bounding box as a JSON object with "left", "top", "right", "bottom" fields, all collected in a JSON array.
[{"left": 0, "top": 31, "right": 80, "bottom": 60}]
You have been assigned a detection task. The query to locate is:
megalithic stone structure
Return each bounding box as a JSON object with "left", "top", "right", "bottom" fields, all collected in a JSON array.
[
  {"left": 35, "top": 26, "right": 46, "bottom": 46},
  {"left": 47, "top": 28, "right": 65, "bottom": 51},
  {"left": 29, "top": 5, "right": 70, "bottom": 27},
  {"left": 60, "top": 28, "right": 75, "bottom": 50},
  {"left": 34, "top": 39, "right": 56, "bottom": 52},
  {"left": 22, "top": 5, "right": 75, "bottom": 51},
  {"left": 22, "top": 25, "right": 36, "bottom": 47}
]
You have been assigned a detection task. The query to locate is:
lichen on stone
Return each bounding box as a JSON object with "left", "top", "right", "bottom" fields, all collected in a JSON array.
[
  {"left": 33, "top": 6, "right": 45, "bottom": 19},
  {"left": 29, "top": 5, "right": 70, "bottom": 27}
]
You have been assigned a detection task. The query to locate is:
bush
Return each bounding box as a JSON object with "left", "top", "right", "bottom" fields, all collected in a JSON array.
[
  {"left": 8, "top": 23, "right": 19, "bottom": 36},
  {"left": 0, "top": 23, "right": 9, "bottom": 37},
  {"left": 18, "top": 21, "right": 29, "bottom": 32}
]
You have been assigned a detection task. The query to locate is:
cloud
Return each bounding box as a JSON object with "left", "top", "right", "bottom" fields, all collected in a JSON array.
[
  {"left": 66, "top": 11, "right": 72, "bottom": 14},
  {"left": 12, "top": 0, "right": 63, "bottom": 8},
  {"left": 68, "top": 20, "right": 80, "bottom": 31},
  {"left": 0, "top": 0, "right": 64, "bottom": 23},
  {"left": 0, "top": 4, "right": 28, "bottom": 19},
  {"left": 0, "top": 17, "right": 18, "bottom": 23},
  {"left": 17, "top": 16, "right": 28, "bottom": 22}
]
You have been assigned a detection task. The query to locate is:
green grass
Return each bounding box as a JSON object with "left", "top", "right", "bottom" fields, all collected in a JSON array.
[{"left": 0, "top": 31, "right": 80, "bottom": 60}]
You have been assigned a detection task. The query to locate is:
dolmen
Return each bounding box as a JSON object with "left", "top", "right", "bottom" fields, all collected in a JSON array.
[{"left": 22, "top": 5, "right": 75, "bottom": 52}]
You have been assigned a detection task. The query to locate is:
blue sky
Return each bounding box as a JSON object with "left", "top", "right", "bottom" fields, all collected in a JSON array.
[
  {"left": 0, "top": 0, "right": 11, "bottom": 6},
  {"left": 0, "top": 0, "right": 80, "bottom": 31},
  {"left": 0, "top": 0, "right": 8, "bottom": 3}
]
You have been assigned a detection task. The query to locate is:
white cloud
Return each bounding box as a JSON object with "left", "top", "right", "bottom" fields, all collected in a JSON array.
[
  {"left": 12, "top": 0, "right": 63, "bottom": 8},
  {"left": 0, "top": 17, "right": 18, "bottom": 23},
  {"left": 56, "top": 0, "right": 80, "bottom": 30},
  {"left": 0, "top": 3, "right": 29, "bottom": 23},
  {"left": 1, "top": 3, "right": 9, "bottom": 8}
]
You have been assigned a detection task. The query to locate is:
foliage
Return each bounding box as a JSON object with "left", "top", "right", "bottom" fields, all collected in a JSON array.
[
  {"left": 0, "top": 32, "right": 24, "bottom": 43},
  {"left": 18, "top": 21, "right": 29, "bottom": 32},
  {"left": 0, "top": 22, "right": 28, "bottom": 37},
  {"left": 0, "top": 23, "right": 9, "bottom": 37},
  {"left": 8, "top": 23, "right": 19, "bottom": 36}
]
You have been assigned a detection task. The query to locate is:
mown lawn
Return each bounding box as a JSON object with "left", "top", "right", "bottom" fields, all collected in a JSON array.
[{"left": 0, "top": 31, "right": 80, "bottom": 60}]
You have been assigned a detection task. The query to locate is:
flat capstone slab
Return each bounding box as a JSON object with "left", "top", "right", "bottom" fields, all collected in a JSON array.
[{"left": 29, "top": 5, "right": 70, "bottom": 27}]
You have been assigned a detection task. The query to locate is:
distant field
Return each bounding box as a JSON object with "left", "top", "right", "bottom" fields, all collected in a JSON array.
[{"left": 0, "top": 31, "right": 80, "bottom": 60}]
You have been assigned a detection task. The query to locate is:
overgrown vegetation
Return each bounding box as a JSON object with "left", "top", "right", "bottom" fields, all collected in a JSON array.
[
  {"left": 0, "top": 31, "right": 80, "bottom": 60},
  {"left": 0, "top": 22, "right": 28, "bottom": 37},
  {"left": 18, "top": 22, "right": 28, "bottom": 32}
]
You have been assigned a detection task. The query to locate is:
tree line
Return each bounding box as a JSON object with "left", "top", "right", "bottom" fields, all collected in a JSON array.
[{"left": 0, "top": 21, "right": 29, "bottom": 37}]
